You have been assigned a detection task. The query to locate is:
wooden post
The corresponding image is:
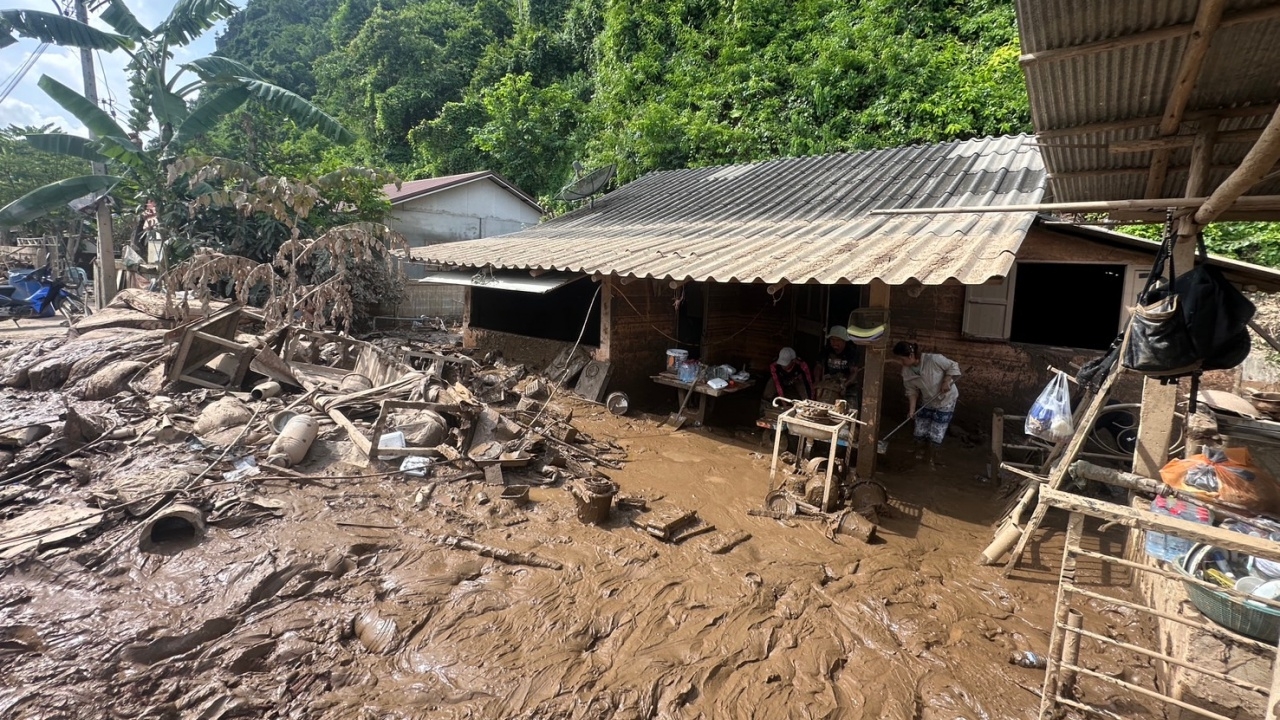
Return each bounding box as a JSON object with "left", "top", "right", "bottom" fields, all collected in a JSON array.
[
  {"left": 461, "top": 286, "right": 474, "bottom": 348},
  {"left": 990, "top": 407, "right": 1005, "bottom": 480},
  {"left": 1143, "top": 0, "right": 1228, "bottom": 199},
  {"left": 1134, "top": 119, "right": 1218, "bottom": 478},
  {"left": 597, "top": 277, "right": 613, "bottom": 362},
  {"left": 856, "top": 280, "right": 890, "bottom": 479}
]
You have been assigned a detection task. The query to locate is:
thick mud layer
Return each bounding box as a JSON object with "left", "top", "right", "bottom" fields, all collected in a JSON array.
[{"left": 1, "top": 399, "right": 1164, "bottom": 719}]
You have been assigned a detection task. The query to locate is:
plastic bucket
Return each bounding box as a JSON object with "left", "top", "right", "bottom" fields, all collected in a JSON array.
[{"left": 666, "top": 349, "right": 689, "bottom": 372}]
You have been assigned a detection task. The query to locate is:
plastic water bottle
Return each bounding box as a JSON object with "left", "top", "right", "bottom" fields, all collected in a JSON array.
[
  {"left": 1010, "top": 651, "right": 1046, "bottom": 669},
  {"left": 1145, "top": 496, "right": 1213, "bottom": 563}
]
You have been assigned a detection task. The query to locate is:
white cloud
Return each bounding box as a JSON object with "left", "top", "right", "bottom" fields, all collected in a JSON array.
[
  {"left": 0, "top": 1, "right": 224, "bottom": 136},
  {"left": 0, "top": 97, "right": 82, "bottom": 133}
]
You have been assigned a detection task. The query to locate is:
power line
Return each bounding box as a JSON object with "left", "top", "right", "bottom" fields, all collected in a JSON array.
[{"left": 0, "top": 42, "right": 50, "bottom": 106}]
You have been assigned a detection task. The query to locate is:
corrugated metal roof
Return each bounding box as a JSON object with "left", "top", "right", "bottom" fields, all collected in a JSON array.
[
  {"left": 408, "top": 135, "right": 1045, "bottom": 286},
  {"left": 384, "top": 171, "right": 543, "bottom": 213},
  {"left": 1017, "top": 0, "right": 1280, "bottom": 206}
]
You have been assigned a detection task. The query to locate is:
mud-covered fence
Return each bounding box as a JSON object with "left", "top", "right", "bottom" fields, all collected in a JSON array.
[{"left": 1037, "top": 486, "right": 1280, "bottom": 720}]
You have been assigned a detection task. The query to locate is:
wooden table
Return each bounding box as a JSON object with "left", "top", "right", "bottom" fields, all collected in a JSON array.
[{"left": 651, "top": 373, "right": 756, "bottom": 427}]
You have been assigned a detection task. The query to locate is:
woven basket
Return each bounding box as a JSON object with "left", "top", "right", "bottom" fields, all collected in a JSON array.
[{"left": 1178, "top": 544, "right": 1280, "bottom": 644}]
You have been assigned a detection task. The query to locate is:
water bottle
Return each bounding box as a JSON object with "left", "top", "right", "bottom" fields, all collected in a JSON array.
[
  {"left": 1009, "top": 651, "right": 1046, "bottom": 669},
  {"left": 1145, "top": 496, "right": 1213, "bottom": 562}
]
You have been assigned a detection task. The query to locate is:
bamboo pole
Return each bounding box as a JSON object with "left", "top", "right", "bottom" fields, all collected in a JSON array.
[
  {"left": 1038, "top": 512, "right": 1084, "bottom": 719},
  {"left": 1145, "top": 0, "right": 1229, "bottom": 199}
]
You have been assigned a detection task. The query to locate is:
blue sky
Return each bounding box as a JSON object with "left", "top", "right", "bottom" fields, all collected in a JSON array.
[{"left": 0, "top": 0, "right": 222, "bottom": 135}]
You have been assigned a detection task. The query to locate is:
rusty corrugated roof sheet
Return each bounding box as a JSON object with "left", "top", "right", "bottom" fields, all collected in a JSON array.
[
  {"left": 1017, "top": 0, "right": 1280, "bottom": 204},
  {"left": 408, "top": 135, "right": 1045, "bottom": 286}
]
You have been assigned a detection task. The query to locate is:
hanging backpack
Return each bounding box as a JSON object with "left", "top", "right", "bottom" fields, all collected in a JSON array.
[{"left": 1121, "top": 224, "right": 1255, "bottom": 379}]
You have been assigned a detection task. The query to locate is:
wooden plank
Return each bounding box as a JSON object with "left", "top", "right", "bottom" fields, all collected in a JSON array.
[
  {"left": 1109, "top": 127, "right": 1262, "bottom": 153},
  {"left": 856, "top": 280, "right": 890, "bottom": 479},
  {"left": 1039, "top": 486, "right": 1280, "bottom": 563},
  {"left": 1037, "top": 104, "right": 1277, "bottom": 140},
  {"left": 864, "top": 194, "right": 1280, "bottom": 217}
]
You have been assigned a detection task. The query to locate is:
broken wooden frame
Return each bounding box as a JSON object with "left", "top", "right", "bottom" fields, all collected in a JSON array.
[
  {"left": 1036, "top": 486, "right": 1280, "bottom": 720},
  {"left": 166, "top": 306, "right": 254, "bottom": 390}
]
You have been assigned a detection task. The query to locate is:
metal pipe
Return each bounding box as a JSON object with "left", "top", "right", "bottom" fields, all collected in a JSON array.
[{"left": 251, "top": 381, "right": 282, "bottom": 400}]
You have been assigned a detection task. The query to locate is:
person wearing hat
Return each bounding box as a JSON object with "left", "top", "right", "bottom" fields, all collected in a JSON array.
[
  {"left": 816, "top": 325, "right": 861, "bottom": 401},
  {"left": 892, "top": 340, "right": 961, "bottom": 468},
  {"left": 763, "top": 347, "right": 813, "bottom": 405}
]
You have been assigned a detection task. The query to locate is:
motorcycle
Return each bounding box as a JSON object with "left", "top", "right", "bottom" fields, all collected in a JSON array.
[{"left": 0, "top": 265, "right": 90, "bottom": 326}]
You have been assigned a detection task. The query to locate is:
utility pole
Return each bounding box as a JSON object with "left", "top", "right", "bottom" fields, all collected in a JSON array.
[{"left": 71, "top": 0, "right": 117, "bottom": 307}]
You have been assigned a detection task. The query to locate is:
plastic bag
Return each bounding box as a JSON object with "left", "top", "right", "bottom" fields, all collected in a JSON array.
[
  {"left": 1025, "top": 371, "right": 1074, "bottom": 442},
  {"left": 1160, "top": 447, "right": 1280, "bottom": 514}
]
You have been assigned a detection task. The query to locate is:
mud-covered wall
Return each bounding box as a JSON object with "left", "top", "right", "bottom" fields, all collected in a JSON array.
[
  {"left": 602, "top": 278, "right": 681, "bottom": 404},
  {"left": 883, "top": 284, "right": 1144, "bottom": 430},
  {"left": 701, "top": 283, "right": 792, "bottom": 373},
  {"left": 464, "top": 328, "right": 591, "bottom": 371}
]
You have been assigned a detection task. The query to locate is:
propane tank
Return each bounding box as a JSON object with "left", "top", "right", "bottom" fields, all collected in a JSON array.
[{"left": 267, "top": 415, "right": 319, "bottom": 468}]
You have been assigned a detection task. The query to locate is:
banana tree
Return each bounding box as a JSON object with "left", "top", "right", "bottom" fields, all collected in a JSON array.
[{"left": 0, "top": 1, "right": 354, "bottom": 233}]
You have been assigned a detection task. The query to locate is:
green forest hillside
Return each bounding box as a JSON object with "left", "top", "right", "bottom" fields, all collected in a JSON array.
[{"left": 211, "top": 0, "right": 1031, "bottom": 201}]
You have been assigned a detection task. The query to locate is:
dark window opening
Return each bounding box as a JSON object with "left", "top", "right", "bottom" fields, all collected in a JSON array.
[
  {"left": 1009, "top": 263, "right": 1124, "bottom": 351},
  {"left": 471, "top": 278, "right": 602, "bottom": 344}
]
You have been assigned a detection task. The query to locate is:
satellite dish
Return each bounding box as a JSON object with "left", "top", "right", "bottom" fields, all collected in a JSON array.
[{"left": 556, "top": 164, "right": 615, "bottom": 202}]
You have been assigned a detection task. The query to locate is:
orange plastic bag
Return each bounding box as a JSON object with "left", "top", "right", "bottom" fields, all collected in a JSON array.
[{"left": 1160, "top": 447, "right": 1280, "bottom": 514}]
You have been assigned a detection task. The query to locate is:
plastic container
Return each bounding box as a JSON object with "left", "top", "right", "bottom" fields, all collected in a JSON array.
[
  {"left": 377, "top": 431, "right": 406, "bottom": 460},
  {"left": 1145, "top": 496, "right": 1213, "bottom": 563},
  {"left": 1009, "top": 651, "right": 1046, "bottom": 669},
  {"left": 665, "top": 349, "right": 689, "bottom": 372},
  {"left": 677, "top": 360, "right": 700, "bottom": 383}
]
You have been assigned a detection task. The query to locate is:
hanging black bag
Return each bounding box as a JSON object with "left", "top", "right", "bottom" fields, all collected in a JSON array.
[
  {"left": 1175, "top": 234, "right": 1254, "bottom": 366},
  {"left": 1122, "top": 224, "right": 1202, "bottom": 377}
]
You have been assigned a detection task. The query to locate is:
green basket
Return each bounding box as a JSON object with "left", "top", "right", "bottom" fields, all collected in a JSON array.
[{"left": 1177, "top": 544, "right": 1280, "bottom": 645}]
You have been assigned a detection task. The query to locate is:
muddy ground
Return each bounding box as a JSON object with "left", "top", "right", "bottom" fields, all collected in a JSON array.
[{"left": 0, "top": 380, "right": 1165, "bottom": 718}]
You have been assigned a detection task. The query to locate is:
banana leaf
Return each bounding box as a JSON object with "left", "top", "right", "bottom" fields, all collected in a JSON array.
[
  {"left": 37, "top": 75, "right": 131, "bottom": 142},
  {"left": 0, "top": 9, "right": 134, "bottom": 50},
  {"left": 0, "top": 175, "right": 121, "bottom": 226},
  {"left": 235, "top": 78, "right": 355, "bottom": 144},
  {"left": 23, "top": 134, "right": 108, "bottom": 164}
]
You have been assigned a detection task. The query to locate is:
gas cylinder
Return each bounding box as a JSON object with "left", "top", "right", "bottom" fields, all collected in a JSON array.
[{"left": 267, "top": 415, "right": 319, "bottom": 467}]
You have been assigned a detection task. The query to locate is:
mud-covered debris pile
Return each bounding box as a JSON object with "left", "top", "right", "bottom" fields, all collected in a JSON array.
[{"left": 0, "top": 301, "right": 625, "bottom": 569}]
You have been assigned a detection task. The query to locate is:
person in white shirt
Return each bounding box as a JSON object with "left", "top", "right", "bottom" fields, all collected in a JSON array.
[{"left": 892, "top": 341, "right": 961, "bottom": 467}]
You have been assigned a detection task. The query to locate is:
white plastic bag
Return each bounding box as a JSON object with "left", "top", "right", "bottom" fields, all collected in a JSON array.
[{"left": 1025, "top": 371, "right": 1074, "bottom": 442}]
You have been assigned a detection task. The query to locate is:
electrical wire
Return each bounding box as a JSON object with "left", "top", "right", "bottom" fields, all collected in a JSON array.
[
  {"left": 0, "top": 42, "right": 50, "bottom": 105},
  {"left": 518, "top": 284, "right": 601, "bottom": 450}
]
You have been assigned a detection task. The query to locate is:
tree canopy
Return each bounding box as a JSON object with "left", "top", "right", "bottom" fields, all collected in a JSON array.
[{"left": 212, "top": 0, "right": 1031, "bottom": 201}]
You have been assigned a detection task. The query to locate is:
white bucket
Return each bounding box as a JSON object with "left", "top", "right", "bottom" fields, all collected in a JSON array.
[{"left": 666, "top": 348, "right": 689, "bottom": 371}]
